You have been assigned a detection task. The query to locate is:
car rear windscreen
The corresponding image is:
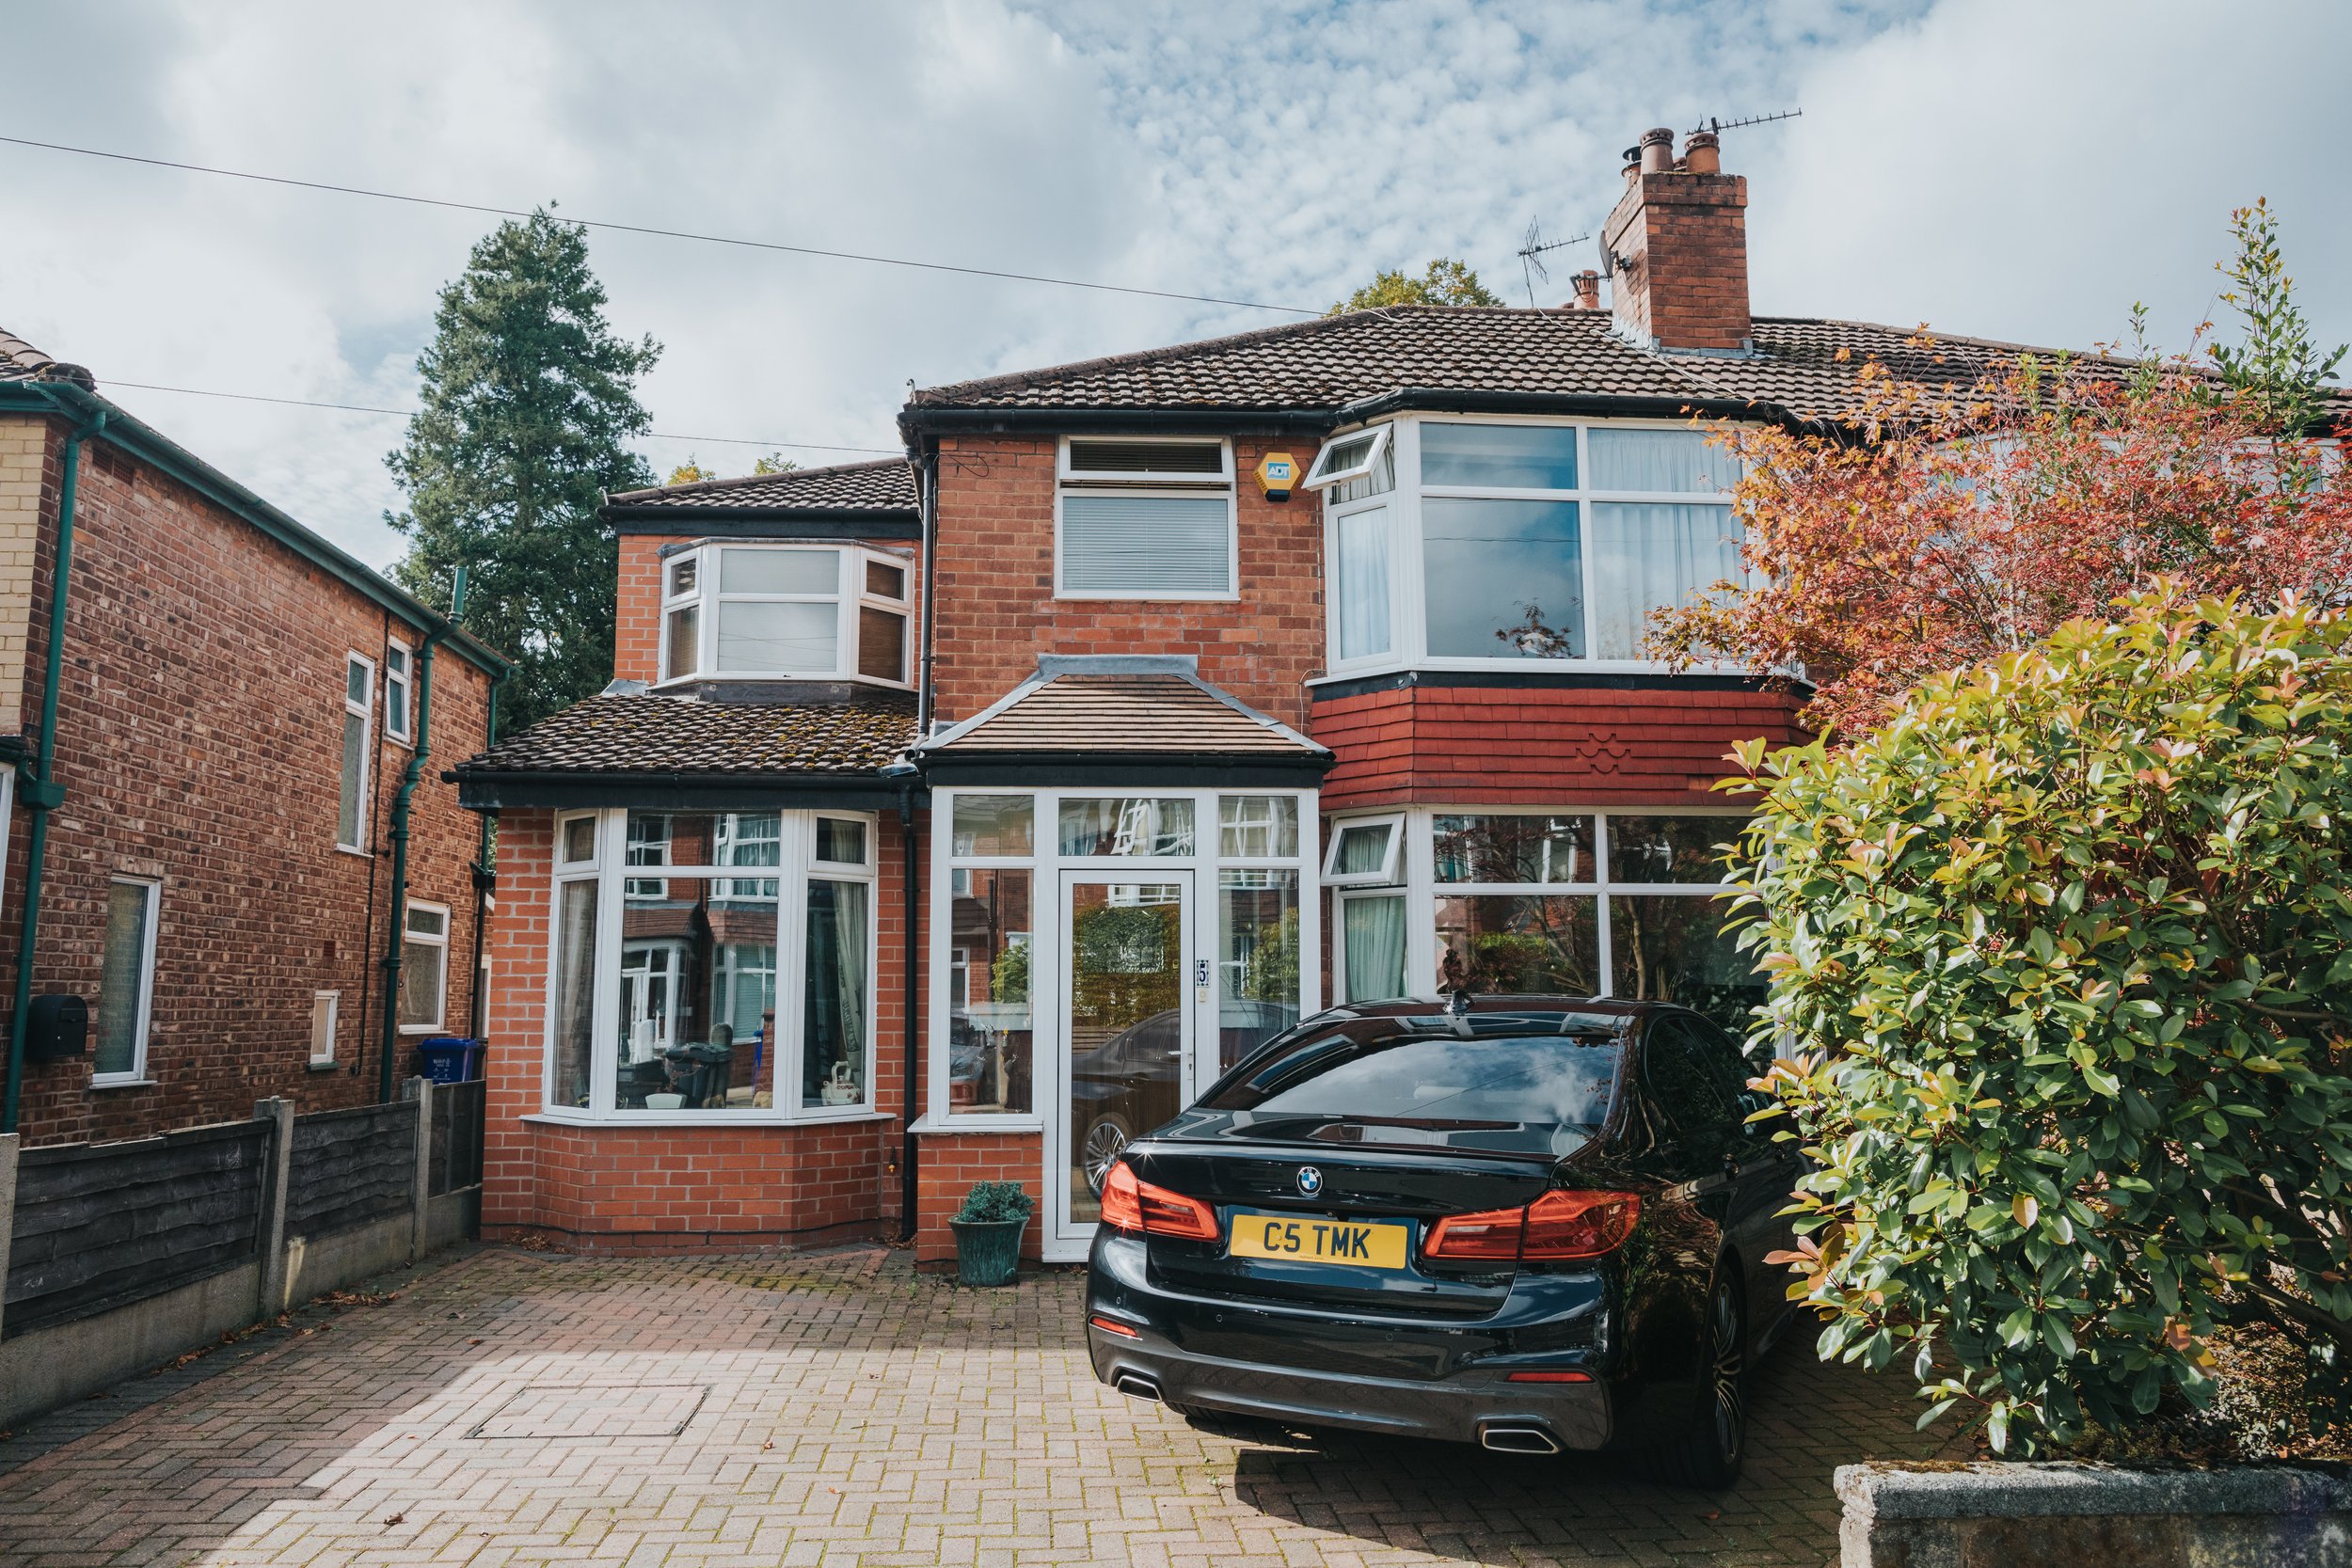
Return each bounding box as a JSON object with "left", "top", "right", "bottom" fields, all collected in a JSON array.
[{"left": 1201, "top": 1027, "right": 1623, "bottom": 1129}]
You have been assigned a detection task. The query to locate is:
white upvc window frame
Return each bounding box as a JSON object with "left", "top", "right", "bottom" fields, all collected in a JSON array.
[
  {"left": 399, "top": 898, "right": 452, "bottom": 1035},
  {"left": 310, "top": 989, "right": 342, "bottom": 1065},
  {"left": 1311, "top": 414, "right": 1752, "bottom": 681},
  {"left": 535, "top": 807, "right": 883, "bottom": 1128},
  {"left": 336, "top": 652, "right": 376, "bottom": 854},
  {"left": 1320, "top": 813, "right": 1405, "bottom": 887},
  {"left": 924, "top": 785, "right": 1323, "bottom": 1132},
  {"left": 93, "top": 875, "right": 161, "bottom": 1086},
  {"left": 1301, "top": 422, "right": 1391, "bottom": 490},
  {"left": 653, "top": 543, "right": 917, "bottom": 690},
  {"left": 384, "top": 638, "right": 414, "bottom": 746},
  {"left": 1337, "top": 805, "right": 1752, "bottom": 1006},
  {"left": 1053, "top": 436, "right": 1240, "bottom": 602}
]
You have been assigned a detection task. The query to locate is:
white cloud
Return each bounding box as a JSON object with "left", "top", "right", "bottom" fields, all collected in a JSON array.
[{"left": 2, "top": 0, "right": 2342, "bottom": 570}]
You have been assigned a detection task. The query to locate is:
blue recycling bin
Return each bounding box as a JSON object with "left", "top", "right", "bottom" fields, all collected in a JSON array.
[{"left": 415, "top": 1036, "right": 483, "bottom": 1083}]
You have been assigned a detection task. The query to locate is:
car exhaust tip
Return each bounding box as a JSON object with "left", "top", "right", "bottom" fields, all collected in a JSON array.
[
  {"left": 1478, "top": 1423, "right": 1562, "bottom": 1455},
  {"left": 1112, "top": 1372, "right": 1163, "bottom": 1402}
]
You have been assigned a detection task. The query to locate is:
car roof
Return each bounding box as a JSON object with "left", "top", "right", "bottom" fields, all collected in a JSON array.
[{"left": 1320, "top": 994, "right": 1671, "bottom": 1023}]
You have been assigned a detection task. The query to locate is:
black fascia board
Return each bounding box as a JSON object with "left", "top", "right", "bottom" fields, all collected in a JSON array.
[
  {"left": 898, "top": 388, "right": 1822, "bottom": 442},
  {"left": 449, "top": 768, "right": 915, "bottom": 813},
  {"left": 1310, "top": 668, "right": 1806, "bottom": 702},
  {"left": 602, "top": 507, "right": 920, "bottom": 539}
]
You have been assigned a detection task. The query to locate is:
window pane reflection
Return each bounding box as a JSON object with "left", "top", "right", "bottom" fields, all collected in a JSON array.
[
  {"left": 1057, "top": 798, "right": 1195, "bottom": 857},
  {"left": 1436, "top": 895, "right": 1599, "bottom": 996},
  {"left": 1434, "top": 815, "right": 1595, "bottom": 885},
  {"left": 948, "top": 868, "right": 1032, "bottom": 1115},
  {"left": 616, "top": 873, "right": 776, "bottom": 1111},
  {"left": 1217, "top": 869, "right": 1299, "bottom": 1070},
  {"left": 1609, "top": 895, "right": 1765, "bottom": 1034}
]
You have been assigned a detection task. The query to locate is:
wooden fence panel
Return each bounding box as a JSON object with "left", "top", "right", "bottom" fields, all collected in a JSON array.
[
  {"left": 4, "top": 1120, "right": 270, "bottom": 1337},
  {"left": 285, "top": 1102, "right": 416, "bottom": 1238}
]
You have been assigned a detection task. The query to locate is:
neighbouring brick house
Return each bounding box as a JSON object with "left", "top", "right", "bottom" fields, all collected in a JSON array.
[
  {"left": 454, "top": 127, "right": 2143, "bottom": 1262},
  {"left": 0, "top": 331, "right": 506, "bottom": 1147}
]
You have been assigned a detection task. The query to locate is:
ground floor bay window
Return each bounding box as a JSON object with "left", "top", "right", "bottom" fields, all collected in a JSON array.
[
  {"left": 1327, "top": 808, "right": 1764, "bottom": 1032},
  {"left": 544, "top": 807, "right": 879, "bottom": 1122}
]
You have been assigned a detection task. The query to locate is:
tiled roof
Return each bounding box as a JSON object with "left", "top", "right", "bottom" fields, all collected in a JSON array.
[
  {"left": 605, "top": 458, "right": 916, "bottom": 515},
  {"left": 923, "top": 671, "right": 1327, "bottom": 758},
  {"left": 906, "top": 307, "right": 2348, "bottom": 424},
  {"left": 455, "top": 694, "right": 918, "bottom": 777},
  {"left": 0, "top": 327, "right": 94, "bottom": 388}
]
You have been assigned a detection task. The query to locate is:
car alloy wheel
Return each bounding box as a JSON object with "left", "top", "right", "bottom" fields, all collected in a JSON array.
[
  {"left": 1082, "top": 1117, "right": 1133, "bottom": 1196},
  {"left": 1706, "top": 1273, "right": 1746, "bottom": 1469}
]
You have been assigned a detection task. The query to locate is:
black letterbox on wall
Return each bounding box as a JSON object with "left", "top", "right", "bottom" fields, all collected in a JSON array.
[{"left": 24, "top": 993, "right": 89, "bottom": 1061}]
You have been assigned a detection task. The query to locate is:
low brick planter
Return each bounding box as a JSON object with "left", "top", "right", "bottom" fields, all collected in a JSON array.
[{"left": 1836, "top": 1460, "right": 2352, "bottom": 1566}]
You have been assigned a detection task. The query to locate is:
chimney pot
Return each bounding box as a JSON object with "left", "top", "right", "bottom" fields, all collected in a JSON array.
[
  {"left": 1639, "top": 126, "right": 1676, "bottom": 174},
  {"left": 1684, "top": 131, "right": 1721, "bottom": 175},
  {"left": 1569, "top": 271, "right": 1600, "bottom": 310}
]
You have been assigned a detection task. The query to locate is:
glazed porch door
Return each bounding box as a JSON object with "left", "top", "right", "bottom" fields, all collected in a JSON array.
[{"left": 1048, "top": 872, "right": 1195, "bottom": 1247}]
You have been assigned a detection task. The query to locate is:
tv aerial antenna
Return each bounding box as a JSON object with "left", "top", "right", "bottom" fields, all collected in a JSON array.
[
  {"left": 1686, "top": 107, "right": 1802, "bottom": 137},
  {"left": 1516, "top": 217, "right": 1592, "bottom": 307}
]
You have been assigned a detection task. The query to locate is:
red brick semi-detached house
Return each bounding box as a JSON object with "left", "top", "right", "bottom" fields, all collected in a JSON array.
[
  {"left": 0, "top": 330, "right": 506, "bottom": 1148},
  {"left": 455, "top": 126, "right": 2133, "bottom": 1264}
]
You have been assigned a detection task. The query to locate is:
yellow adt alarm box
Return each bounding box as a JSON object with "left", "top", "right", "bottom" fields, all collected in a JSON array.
[{"left": 1255, "top": 451, "right": 1299, "bottom": 501}]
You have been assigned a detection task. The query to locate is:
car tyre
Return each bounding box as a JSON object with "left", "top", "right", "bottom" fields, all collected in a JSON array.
[
  {"left": 1081, "top": 1113, "right": 1134, "bottom": 1196},
  {"left": 1645, "top": 1265, "right": 1746, "bottom": 1489}
]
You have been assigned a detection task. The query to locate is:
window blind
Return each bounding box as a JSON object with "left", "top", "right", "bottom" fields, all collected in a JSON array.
[{"left": 1059, "top": 493, "right": 1232, "bottom": 594}]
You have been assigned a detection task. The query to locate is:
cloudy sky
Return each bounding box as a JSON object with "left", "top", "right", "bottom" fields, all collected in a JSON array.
[{"left": 4, "top": 0, "right": 2345, "bottom": 568}]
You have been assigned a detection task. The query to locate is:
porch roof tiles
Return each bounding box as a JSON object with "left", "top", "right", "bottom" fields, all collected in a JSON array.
[
  {"left": 453, "top": 693, "right": 919, "bottom": 779},
  {"left": 917, "top": 658, "right": 1330, "bottom": 767}
]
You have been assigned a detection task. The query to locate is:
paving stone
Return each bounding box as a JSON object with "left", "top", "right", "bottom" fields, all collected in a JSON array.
[{"left": 0, "top": 1244, "right": 1970, "bottom": 1566}]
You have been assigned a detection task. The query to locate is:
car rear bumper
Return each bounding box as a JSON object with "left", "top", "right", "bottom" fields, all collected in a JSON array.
[{"left": 1089, "top": 1324, "right": 1612, "bottom": 1450}]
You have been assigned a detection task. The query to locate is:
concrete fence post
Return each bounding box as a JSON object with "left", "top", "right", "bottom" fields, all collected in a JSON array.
[
  {"left": 0, "top": 1132, "right": 19, "bottom": 1341},
  {"left": 405, "top": 1076, "right": 433, "bottom": 1261},
  {"left": 254, "top": 1098, "right": 294, "bottom": 1317}
]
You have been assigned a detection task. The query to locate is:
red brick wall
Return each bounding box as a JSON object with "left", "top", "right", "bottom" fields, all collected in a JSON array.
[
  {"left": 481, "top": 805, "right": 922, "bottom": 1251},
  {"left": 1312, "top": 684, "right": 1807, "bottom": 809},
  {"left": 929, "top": 435, "right": 1326, "bottom": 727},
  {"left": 8, "top": 419, "right": 494, "bottom": 1146},
  {"left": 913, "top": 1131, "right": 1045, "bottom": 1269}
]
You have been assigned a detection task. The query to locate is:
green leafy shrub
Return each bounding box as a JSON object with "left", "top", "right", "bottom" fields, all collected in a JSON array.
[
  {"left": 952, "top": 1180, "right": 1036, "bottom": 1226},
  {"left": 1731, "top": 587, "right": 2352, "bottom": 1452}
]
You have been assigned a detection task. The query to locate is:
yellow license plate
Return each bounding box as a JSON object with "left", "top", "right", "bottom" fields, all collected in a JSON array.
[{"left": 1229, "top": 1212, "right": 1409, "bottom": 1270}]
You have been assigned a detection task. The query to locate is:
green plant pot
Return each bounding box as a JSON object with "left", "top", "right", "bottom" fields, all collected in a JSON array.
[{"left": 950, "top": 1217, "right": 1027, "bottom": 1287}]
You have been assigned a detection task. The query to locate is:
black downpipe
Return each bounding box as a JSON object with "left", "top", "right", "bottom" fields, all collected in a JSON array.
[
  {"left": 2, "top": 407, "right": 104, "bottom": 1134},
  {"left": 467, "top": 671, "right": 503, "bottom": 1041},
  {"left": 375, "top": 568, "right": 466, "bottom": 1102},
  {"left": 898, "top": 781, "right": 920, "bottom": 1241},
  {"left": 915, "top": 443, "right": 939, "bottom": 736}
]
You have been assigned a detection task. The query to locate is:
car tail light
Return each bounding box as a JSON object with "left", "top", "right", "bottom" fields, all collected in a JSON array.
[
  {"left": 1423, "top": 1189, "right": 1641, "bottom": 1262},
  {"left": 1089, "top": 1314, "right": 1141, "bottom": 1339},
  {"left": 1099, "top": 1162, "right": 1220, "bottom": 1242}
]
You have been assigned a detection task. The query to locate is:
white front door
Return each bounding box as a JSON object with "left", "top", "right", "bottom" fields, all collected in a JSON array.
[{"left": 1045, "top": 871, "right": 1196, "bottom": 1251}]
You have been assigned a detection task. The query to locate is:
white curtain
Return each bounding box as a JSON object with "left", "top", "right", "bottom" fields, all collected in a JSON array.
[
  {"left": 831, "top": 881, "right": 868, "bottom": 1098},
  {"left": 1586, "top": 503, "right": 1741, "bottom": 658},
  {"left": 1343, "top": 895, "right": 1408, "bottom": 1002},
  {"left": 1335, "top": 506, "right": 1391, "bottom": 660},
  {"left": 1587, "top": 428, "right": 1741, "bottom": 493}
]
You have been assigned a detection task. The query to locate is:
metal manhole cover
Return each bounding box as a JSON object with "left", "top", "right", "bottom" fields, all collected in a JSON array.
[{"left": 467, "top": 1383, "right": 710, "bottom": 1439}]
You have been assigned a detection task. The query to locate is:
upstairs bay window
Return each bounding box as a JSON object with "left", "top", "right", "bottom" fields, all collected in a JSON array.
[
  {"left": 1056, "top": 437, "right": 1236, "bottom": 599},
  {"left": 1310, "top": 418, "right": 1746, "bottom": 673},
  {"left": 658, "top": 545, "right": 912, "bottom": 686}
]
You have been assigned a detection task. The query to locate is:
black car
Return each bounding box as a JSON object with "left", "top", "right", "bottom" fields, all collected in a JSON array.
[
  {"left": 1084, "top": 995, "right": 1800, "bottom": 1487},
  {"left": 1072, "top": 1001, "right": 1299, "bottom": 1197}
]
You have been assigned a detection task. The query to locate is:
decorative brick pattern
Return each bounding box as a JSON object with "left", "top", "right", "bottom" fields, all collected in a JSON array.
[
  {"left": 1313, "top": 683, "right": 1809, "bottom": 809},
  {"left": 0, "top": 1244, "right": 1980, "bottom": 1566},
  {"left": 6, "top": 417, "right": 494, "bottom": 1147}
]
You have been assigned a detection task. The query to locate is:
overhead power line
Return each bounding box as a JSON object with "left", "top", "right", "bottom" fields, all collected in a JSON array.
[
  {"left": 0, "top": 133, "right": 1318, "bottom": 317},
  {"left": 104, "top": 379, "right": 901, "bottom": 454}
]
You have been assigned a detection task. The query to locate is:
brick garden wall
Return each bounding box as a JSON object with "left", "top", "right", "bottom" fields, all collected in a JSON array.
[{"left": 5, "top": 415, "right": 494, "bottom": 1146}]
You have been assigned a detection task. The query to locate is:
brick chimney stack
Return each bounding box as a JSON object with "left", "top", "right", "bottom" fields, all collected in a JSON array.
[{"left": 1598, "top": 125, "right": 1751, "bottom": 354}]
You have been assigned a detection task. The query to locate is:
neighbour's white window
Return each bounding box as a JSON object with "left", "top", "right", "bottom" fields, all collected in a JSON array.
[
  {"left": 399, "top": 901, "right": 450, "bottom": 1033},
  {"left": 310, "top": 990, "right": 341, "bottom": 1064},
  {"left": 338, "top": 653, "right": 374, "bottom": 851},
  {"left": 1056, "top": 437, "right": 1236, "bottom": 598},
  {"left": 384, "top": 640, "right": 413, "bottom": 745},
  {"left": 655, "top": 546, "right": 914, "bottom": 686},
  {"left": 1302, "top": 424, "right": 1391, "bottom": 491},
  {"left": 546, "top": 809, "right": 880, "bottom": 1121},
  {"left": 94, "top": 878, "right": 160, "bottom": 1084}
]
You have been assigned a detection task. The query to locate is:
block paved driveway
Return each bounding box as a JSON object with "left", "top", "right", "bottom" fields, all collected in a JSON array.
[{"left": 0, "top": 1244, "right": 1969, "bottom": 1567}]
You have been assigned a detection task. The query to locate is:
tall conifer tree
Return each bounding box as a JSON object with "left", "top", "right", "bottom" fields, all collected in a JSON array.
[{"left": 387, "top": 210, "right": 660, "bottom": 729}]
